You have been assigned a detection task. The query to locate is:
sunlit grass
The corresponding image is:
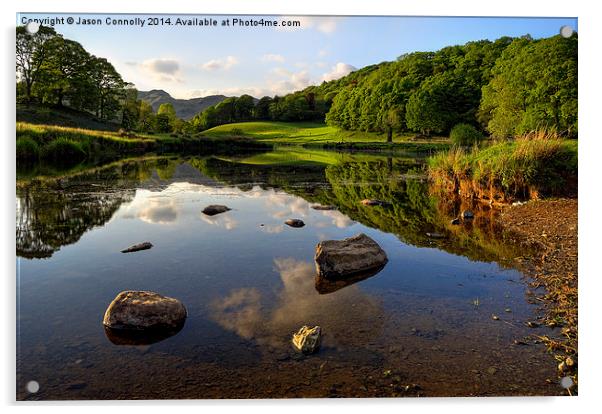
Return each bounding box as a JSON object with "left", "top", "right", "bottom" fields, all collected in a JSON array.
[{"left": 427, "top": 131, "right": 577, "bottom": 201}]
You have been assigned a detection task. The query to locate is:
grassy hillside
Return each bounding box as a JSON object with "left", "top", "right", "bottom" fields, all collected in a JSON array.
[
  {"left": 202, "top": 121, "right": 451, "bottom": 152},
  {"left": 16, "top": 122, "right": 270, "bottom": 164},
  {"left": 17, "top": 104, "right": 121, "bottom": 131}
]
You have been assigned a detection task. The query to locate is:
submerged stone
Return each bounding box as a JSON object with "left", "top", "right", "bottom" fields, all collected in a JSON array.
[
  {"left": 103, "top": 290, "right": 187, "bottom": 331},
  {"left": 292, "top": 325, "right": 321, "bottom": 354},
  {"left": 285, "top": 218, "right": 305, "bottom": 228},
  {"left": 202, "top": 205, "right": 231, "bottom": 216},
  {"left": 315, "top": 233, "right": 388, "bottom": 279},
  {"left": 121, "top": 242, "right": 153, "bottom": 253}
]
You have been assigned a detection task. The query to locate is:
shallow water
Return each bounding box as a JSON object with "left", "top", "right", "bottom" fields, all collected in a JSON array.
[{"left": 16, "top": 151, "right": 561, "bottom": 399}]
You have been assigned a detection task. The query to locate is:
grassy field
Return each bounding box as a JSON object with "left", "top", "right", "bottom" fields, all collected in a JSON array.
[
  {"left": 428, "top": 131, "right": 578, "bottom": 202},
  {"left": 202, "top": 121, "right": 451, "bottom": 152}
]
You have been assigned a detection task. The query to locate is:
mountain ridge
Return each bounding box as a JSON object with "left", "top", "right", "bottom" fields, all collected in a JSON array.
[{"left": 137, "top": 89, "right": 229, "bottom": 120}]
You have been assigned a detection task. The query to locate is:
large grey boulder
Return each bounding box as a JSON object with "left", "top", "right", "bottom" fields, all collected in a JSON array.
[
  {"left": 102, "top": 291, "right": 187, "bottom": 331},
  {"left": 315, "top": 233, "right": 388, "bottom": 279}
]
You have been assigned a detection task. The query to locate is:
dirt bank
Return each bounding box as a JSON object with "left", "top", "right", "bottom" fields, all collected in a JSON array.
[{"left": 498, "top": 198, "right": 577, "bottom": 393}]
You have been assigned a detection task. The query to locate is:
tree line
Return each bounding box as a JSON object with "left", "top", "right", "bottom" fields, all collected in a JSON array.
[
  {"left": 17, "top": 26, "right": 125, "bottom": 121},
  {"left": 16, "top": 25, "right": 195, "bottom": 135},
  {"left": 192, "top": 34, "right": 577, "bottom": 140}
]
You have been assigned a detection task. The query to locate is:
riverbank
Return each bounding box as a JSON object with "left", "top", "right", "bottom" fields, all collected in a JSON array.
[
  {"left": 16, "top": 122, "right": 270, "bottom": 164},
  {"left": 498, "top": 198, "right": 578, "bottom": 393},
  {"left": 428, "top": 132, "right": 578, "bottom": 203}
]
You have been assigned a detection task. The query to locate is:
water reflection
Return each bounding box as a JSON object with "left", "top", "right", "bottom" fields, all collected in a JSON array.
[
  {"left": 104, "top": 322, "right": 185, "bottom": 346},
  {"left": 16, "top": 152, "right": 524, "bottom": 265},
  {"left": 315, "top": 265, "right": 386, "bottom": 294},
  {"left": 210, "top": 258, "right": 384, "bottom": 349}
]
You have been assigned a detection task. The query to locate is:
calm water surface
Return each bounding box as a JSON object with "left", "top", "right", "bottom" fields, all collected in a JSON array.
[{"left": 16, "top": 150, "right": 560, "bottom": 399}]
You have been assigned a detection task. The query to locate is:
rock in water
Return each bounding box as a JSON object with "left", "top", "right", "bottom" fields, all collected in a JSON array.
[
  {"left": 311, "top": 205, "right": 336, "bottom": 211},
  {"left": 285, "top": 218, "right": 305, "bottom": 228},
  {"left": 361, "top": 199, "right": 388, "bottom": 206},
  {"left": 292, "top": 325, "right": 321, "bottom": 354},
  {"left": 121, "top": 242, "right": 153, "bottom": 253},
  {"left": 451, "top": 218, "right": 461, "bottom": 225},
  {"left": 103, "top": 291, "right": 187, "bottom": 331},
  {"left": 315, "top": 233, "right": 388, "bottom": 279},
  {"left": 462, "top": 210, "right": 474, "bottom": 219},
  {"left": 202, "top": 205, "right": 231, "bottom": 216}
]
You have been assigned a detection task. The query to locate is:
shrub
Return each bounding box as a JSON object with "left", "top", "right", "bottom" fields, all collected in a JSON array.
[
  {"left": 41, "top": 137, "right": 86, "bottom": 162},
  {"left": 450, "top": 123, "right": 483, "bottom": 146},
  {"left": 16, "top": 137, "right": 40, "bottom": 161}
]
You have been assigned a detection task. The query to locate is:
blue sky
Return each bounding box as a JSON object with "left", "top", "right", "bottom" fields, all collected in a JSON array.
[{"left": 18, "top": 14, "right": 577, "bottom": 99}]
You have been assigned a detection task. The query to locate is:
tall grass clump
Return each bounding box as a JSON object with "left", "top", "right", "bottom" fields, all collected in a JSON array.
[
  {"left": 16, "top": 137, "right": 40, "bottom": 161},
  {"left": 428, "top": 130, "right": 577, "bottom": 202},
  {"left": 41, "top": 137, "right": 87, "bottom": 163}
]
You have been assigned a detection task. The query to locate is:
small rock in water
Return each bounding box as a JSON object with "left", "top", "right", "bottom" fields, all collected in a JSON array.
[
  {"left": 505, "top": 308, "right": 512, "bottom": 313},
  {"left": 462, "top": 210, "right": 475, "bottom": 219},
  {"left": 202, "top": 205, "right": 231, "bottom": 216},
  {"left": 492, "top": 315, "right": 500, "bottom": 320},
  {"left": 315, "top": 233, "right": 388, "bottom": 279},
  {"left": 311, "top": 204, "right": 336, "bottom": 211},
  {"left": 292, "top": 325, "right": 321, "bottom": 354},
  {"left": 451, "top": 218, "right": 461, "bottom": 225},
  {"left": 285, "top": 218, "right": 305, "bottom": 228},
  {"left": 361, "top": 199, "right": 388, "bottom": 206},
  {"left": 121, "top": 242, "right": 153, "bottom": 253},
  {"left": 526, "top": 321, "right": 540, "bottom": 328},
  {"left": 103, "top": 290, "right": 187, "bottom": 331},
  {"left": 426, "top": 232, "right": 445, "bottom": 239}
]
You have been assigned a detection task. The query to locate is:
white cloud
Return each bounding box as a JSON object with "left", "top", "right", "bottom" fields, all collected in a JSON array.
[
  {"left": 261, "top": 54, "right": 285, "bottom": 63},
  {"left": 321, "top": 62, "right": 357, "bottom": 82},
  {"left": 139, "top": 58, "right": 183, "bottom": 83},
  {"left": 201, "top": 56, "right": 239, "bottom": 71}
]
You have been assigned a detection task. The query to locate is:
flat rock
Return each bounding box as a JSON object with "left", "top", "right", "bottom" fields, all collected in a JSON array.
[
  {"left": 292, "top": 325, "right": 321, "bottom": 354},
  {"left": 311, "top": 205, "right": 337, "bottom": 211},
  {"left": 121, "top": 242, "right": 153, "bottom": 253},
  {"left": 315, "top": 233, "right": 388, "bottom": 279},
  {"left": 103, "top": 291, "right": 187, "bottom": 331},
  {"left": 285, "top": 218, "right": 305, "bottom": 228},
  {"left": 202, "top": 205, "right": 231, "bottom": 216}
]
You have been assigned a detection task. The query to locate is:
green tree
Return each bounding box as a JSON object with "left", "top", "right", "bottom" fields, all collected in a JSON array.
[
  {"left": 479, "top": 35, "right": 578, "bottom": 138},
  {"left": 16, "top": 25, "right": 58, "bottom": 104}
]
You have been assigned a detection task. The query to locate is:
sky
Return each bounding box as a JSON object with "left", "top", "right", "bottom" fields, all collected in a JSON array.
[{"left": 18, "top": 14, "right": 578, "bottom": 99}]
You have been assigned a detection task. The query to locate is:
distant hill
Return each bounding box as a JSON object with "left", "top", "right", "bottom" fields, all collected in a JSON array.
[{"left": 137, "top": 90, "right": 228, "bottom": 120}]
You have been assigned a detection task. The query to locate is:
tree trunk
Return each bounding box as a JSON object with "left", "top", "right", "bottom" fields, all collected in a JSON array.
[{"left": 387, "top": 127, "right": 393, "bottom": 143}]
